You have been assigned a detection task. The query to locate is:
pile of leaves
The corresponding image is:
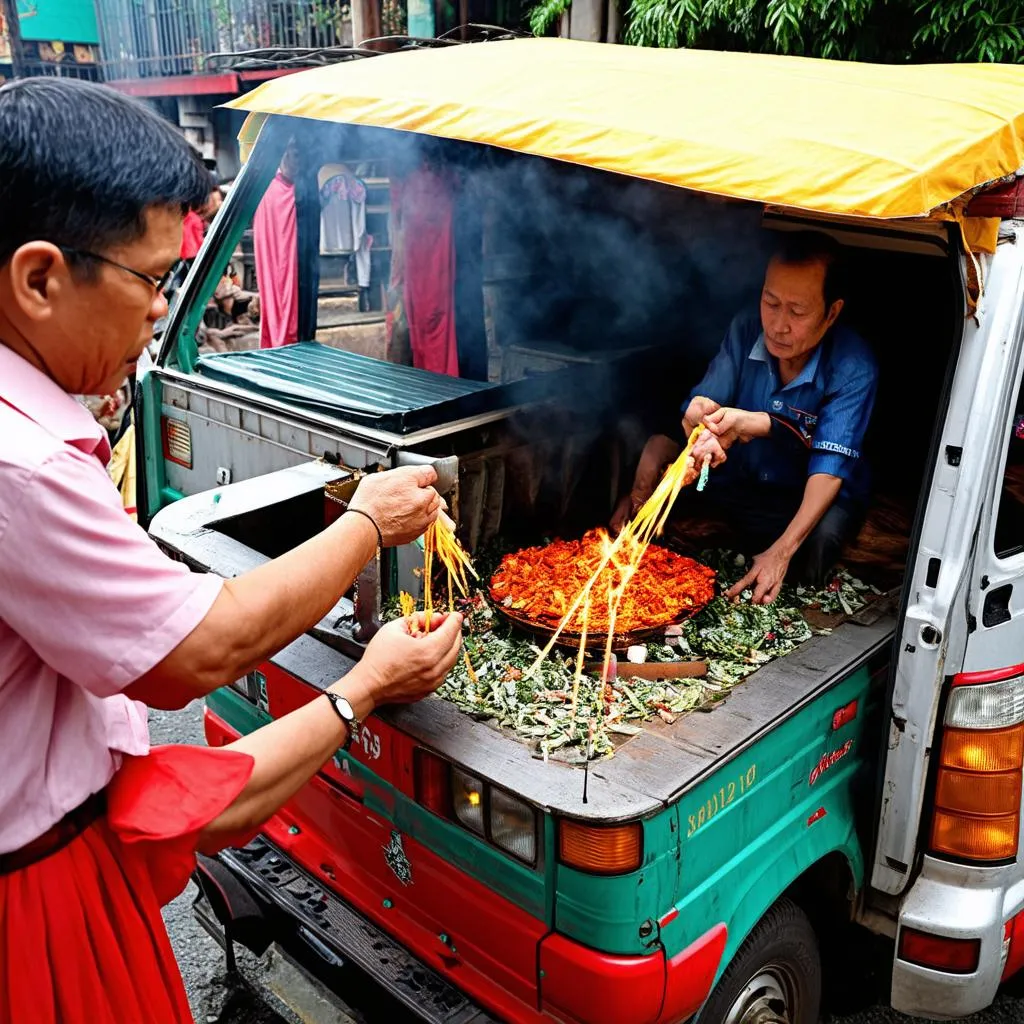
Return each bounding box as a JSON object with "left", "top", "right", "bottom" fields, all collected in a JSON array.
[{"left": 389, "top": 550, "right": 879, "bottom": 762}]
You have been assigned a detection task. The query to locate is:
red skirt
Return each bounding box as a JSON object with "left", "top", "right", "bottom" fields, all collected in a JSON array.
[{"left": 0, "top": 744, "right": 254, "bottom": 1024}]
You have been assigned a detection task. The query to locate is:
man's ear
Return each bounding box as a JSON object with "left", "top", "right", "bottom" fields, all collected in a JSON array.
[
  {"left": 824, "top": 297, "right": 844, "bottom": 329},
  {"left": 7, "top": 242, "right": 68, "bottom": 323}
]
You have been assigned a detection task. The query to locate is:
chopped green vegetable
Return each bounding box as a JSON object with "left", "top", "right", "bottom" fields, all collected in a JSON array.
[{"left": 387, "top": 549, "right": 880, "bottom": 761}]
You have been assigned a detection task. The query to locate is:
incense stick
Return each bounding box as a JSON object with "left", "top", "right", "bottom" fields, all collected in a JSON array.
[{"left": 526, "top": 424, "right": 707, "bottom": 680}]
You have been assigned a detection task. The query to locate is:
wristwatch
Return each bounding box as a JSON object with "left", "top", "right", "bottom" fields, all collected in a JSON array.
[{"left": 324, "top": 691, "right": 360, "bottom": 751}]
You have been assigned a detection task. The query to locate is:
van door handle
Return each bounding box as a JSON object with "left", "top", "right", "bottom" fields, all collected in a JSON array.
[{"left": 983, "top": 583, "right": 1012, "bottom": 627}]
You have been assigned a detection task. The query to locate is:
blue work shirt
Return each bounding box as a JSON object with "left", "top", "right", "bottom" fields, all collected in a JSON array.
[{"left": 686, "top": 311, "right": 878, "bottom": 507}]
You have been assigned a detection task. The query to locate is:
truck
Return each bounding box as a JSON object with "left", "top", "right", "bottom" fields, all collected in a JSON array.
[{"left": 138, "top": 35, "right": 1024, "bottom": 1024}]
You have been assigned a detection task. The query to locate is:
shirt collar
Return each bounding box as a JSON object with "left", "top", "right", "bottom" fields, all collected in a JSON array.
[
  {"left": 748, "top": 332, "right": 823, "bottom": 392},
  {"left": 0, "top": 344, "right": 111, "bottom": 464}
]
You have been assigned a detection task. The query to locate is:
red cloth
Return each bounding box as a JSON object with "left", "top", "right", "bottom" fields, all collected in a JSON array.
[
  {"left": 0, "top": 744, "right": 254, "bottom": 1024},
  {"left": 399, "top": 166, "right": 459, "bottom": 376},
  {"left": 254, "top": 172, "right": 299, "bottom": 348},
  {"left": 180, "top": 210, "right": 205, "bottom": 260}
]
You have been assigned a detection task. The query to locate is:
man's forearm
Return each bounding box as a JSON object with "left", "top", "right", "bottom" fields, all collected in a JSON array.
[
  {"left": 127, "top": 512, "right": 379, "bottom": 707},
  {"left": 199, "top": 667, "right": 376, "bottom": 844},
  {"left": 774, "top": 474, "right": 842, "bottom": 558}
]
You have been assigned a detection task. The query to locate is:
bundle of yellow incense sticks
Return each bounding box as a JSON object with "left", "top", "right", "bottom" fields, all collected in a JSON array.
[
  {"left": 422, "top": 513, "right": 478, "bottom": 632},
  {"left": 529, "top": 424, "right": 707, "bottom": 698}
]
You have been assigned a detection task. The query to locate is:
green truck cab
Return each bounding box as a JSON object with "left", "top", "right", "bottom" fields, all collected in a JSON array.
[{"left": 139, "top": 38, "right": 1024, "bottom": 1024}]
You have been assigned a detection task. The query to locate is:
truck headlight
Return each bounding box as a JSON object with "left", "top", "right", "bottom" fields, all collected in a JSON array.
[
  {"left": 490, "top": 786, "right": 537, "bottom": 865},
  {"left": 452, "top": 768, "right": 485, "bottom": 836}
]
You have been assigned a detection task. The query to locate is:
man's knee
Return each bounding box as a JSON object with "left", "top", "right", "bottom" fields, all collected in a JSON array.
[{"left": 799, "top": 505, "right": 859, "bottom": 586}]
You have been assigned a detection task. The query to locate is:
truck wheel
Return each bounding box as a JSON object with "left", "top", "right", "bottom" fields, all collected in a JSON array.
[{"left": 698, "top": 897, "right": 821, "bottom": 1024}]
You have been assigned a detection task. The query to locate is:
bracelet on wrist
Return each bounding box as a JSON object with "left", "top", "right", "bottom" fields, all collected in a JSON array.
[{"left": 345, "top": 507, "right": 383, "bottom": 548}]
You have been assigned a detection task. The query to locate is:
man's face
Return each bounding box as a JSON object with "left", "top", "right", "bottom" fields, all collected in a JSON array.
[
  {"left": 2, "top": 204, "right": 180, "bottom": 395},
  {"left": 760, "top": 257, "right": 843, "bottom": 364}
]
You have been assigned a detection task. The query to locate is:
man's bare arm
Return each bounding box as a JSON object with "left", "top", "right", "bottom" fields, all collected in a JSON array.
[
  {"left": 727, "top": 474, "right": 842, "bottom": 604},
  {"left": 126, "top": 466, "right": 440, "bottom": 709}
]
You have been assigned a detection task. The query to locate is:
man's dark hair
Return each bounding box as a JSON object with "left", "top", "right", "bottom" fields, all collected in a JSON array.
[
  {"left": 773, "top": 230, "right": 846, "bottom": 309},
  {"left": 0, "top": 78, "right": 211, "bottom": 267}
]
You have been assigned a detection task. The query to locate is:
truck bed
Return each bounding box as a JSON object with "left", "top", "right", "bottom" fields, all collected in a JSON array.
[
  {"left": 268, "top": 610, "right": 895, "bottom": 822},
  {"left": 150, "top": 464, "right": 898, "bottom": 821}
]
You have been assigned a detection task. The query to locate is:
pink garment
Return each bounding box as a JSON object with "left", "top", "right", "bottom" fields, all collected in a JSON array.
[
  {"left": 0, "top": 345, "right": 224, "bottom": 854},
  {"left": 398, "top": 166, "right": 459, "bottom": 376},
  {"left": 254, "top": 172, "right": 299, "bottom": 348},
  {"left": 180, "top": 210, "right": 205, "bottom": 260}
]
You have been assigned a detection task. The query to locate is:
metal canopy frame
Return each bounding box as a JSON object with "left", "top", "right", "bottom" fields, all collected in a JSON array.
[{"left": 204, "top": 24, "right": 528, "bottom": 73}]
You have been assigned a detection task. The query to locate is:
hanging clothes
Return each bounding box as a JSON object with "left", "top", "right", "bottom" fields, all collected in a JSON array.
[
  {"left": 395, "top": 163, "right": 459, "bottom": 377},
  {"left": 253, "top": 171, "right": 299, "bottom": 348},
  {"left": 318, "top": 165, "right": 373, "bottom": 289}
]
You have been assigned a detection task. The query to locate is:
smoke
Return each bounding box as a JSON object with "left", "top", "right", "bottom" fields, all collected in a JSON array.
[{"left": 282, "top": 118, "right": 782, "bottom": 531}]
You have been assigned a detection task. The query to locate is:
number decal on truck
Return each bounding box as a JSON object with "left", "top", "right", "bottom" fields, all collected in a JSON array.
[
  {"left": 359, "top": 725, "right": 382, "bottom": 761},
  {"left": 686, "top": 764, "right": 757, "bottom": 838}
]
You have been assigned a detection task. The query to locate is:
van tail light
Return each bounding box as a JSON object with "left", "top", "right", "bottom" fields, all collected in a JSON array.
[
  {"left": 162, "top": 415, "right": 193, "bottom": 468},
  {"left": 929, "top": 668, "right": 1024, "bottom": 863},
  {"left": 559, "top": 820, "right": 642, "bottom": 875},
  {"left": 898, "top": 927, "right": 980, "bottom": 974},
  {"left": 414, "top": 748, "right": 451, "bottom": 818}
]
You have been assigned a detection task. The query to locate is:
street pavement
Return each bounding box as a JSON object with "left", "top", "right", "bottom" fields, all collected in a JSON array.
[{"left": 154, "top": 702, "right": 1024, "bottom": 1024}]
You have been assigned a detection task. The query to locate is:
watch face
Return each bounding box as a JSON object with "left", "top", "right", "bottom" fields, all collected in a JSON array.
[{"left": 332, "top": 695, "right": 355, "bottom": 720}]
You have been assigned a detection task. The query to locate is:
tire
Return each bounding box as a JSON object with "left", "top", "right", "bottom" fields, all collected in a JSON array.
[{"left": 697, "top": 897, "right": 821, "bottom": 1024}]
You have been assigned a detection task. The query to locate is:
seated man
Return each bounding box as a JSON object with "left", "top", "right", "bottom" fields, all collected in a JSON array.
[{"left": 613, "top": 231, "right": 878, "bottom": 604}]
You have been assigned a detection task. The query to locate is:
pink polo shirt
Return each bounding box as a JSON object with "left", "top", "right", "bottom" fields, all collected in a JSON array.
[{"left": 0, "top": 346, "right": 223, "bottom": 854}]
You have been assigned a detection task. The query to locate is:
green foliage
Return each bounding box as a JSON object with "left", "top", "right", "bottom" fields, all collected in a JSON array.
[
  {"left": 526, "top": 0, "right": 1024, "bottom": 64},
  {"left": 530, "top": 0, "right": 573, "bottom": 36}
]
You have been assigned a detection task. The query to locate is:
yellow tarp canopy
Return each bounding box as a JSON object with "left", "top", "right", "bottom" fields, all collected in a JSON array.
[{"left": 227, "top": 38, "right": 1024, "bottom": 220}]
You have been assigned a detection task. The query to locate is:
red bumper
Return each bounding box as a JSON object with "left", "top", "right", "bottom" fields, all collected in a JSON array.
[{"left": 540, "top": 924, "right": 726, "bottom": 1024}]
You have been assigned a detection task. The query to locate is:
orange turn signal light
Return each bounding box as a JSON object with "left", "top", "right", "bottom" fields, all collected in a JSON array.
[
  {"left": 898, "top": 927, "right": 980, "bottom": 974},
  {"left": 940, "top": 724, "right": 1024, "bottom": 773},
  {"left": 559, "top": 820, "right": 642, "bottom": 875},
  {"left": 931, "top": 810, "right": 1019, "bottom": 862},
  {"left": 935, "top": 769, "right": 1022, "bottom": 817},
  {"left": 929, "top": 723, "right": 1024, "bottom": 863}
]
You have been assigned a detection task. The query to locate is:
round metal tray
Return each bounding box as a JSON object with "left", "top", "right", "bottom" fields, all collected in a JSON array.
[{"left": 489, "top": 591, "right": 705, "bottom": 654}]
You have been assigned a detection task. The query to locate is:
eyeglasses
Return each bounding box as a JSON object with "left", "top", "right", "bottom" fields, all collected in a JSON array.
[{"left": 60, "top": 247, "right": 177, "bottom": 295}]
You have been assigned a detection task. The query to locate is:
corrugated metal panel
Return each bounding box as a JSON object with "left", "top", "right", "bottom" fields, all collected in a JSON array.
[{"left": 196, "top": 342, "right": 499, "bottom": 432}]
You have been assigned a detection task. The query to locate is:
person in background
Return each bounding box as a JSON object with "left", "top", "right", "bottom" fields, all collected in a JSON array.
[
  {"left": 203, "top": 184, "right": 224, "bottom": 226},
  {"left": 179, "top": 205, "right": 205, "bottom": 262},
  {"left": 613, "top": 232, "right": 878, "bottom": 604},
  {"left": 0, "top": 78, "right": 462, "bottom": 1024},
  {"left": 180, "top": 184, "right": 222, "bottom": 263}
]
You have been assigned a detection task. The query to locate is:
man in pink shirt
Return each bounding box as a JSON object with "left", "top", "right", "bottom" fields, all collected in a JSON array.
[{"left": 0, "top": 79, "right": 462, "bottom": 1024}]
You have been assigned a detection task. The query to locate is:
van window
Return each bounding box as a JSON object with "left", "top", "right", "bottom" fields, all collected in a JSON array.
[{"left": 993, "top": 377, "right": 1024, "bottom": 559}]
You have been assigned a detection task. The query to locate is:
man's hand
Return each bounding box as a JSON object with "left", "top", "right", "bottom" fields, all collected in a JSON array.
[
  {"left": 683, "top": 396, "right": 721, "bottom": 436},
  {"left": 726, "top": 545, "right": 791, "bottom": 605},
  {"left": 691, "top": 430, "right": 728, "bottom": 469},
  {"left": 341, "top": 612, "right": 464, "bottom": 715},
  {"left": 611, "top": 434, "right": 681, "bottom": 533},
  {"left": 348, "top": 465, "right": 442, "bottom": 547},
  {"left": 704, "top": 408, "right": 771, "bottom": 449}
]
